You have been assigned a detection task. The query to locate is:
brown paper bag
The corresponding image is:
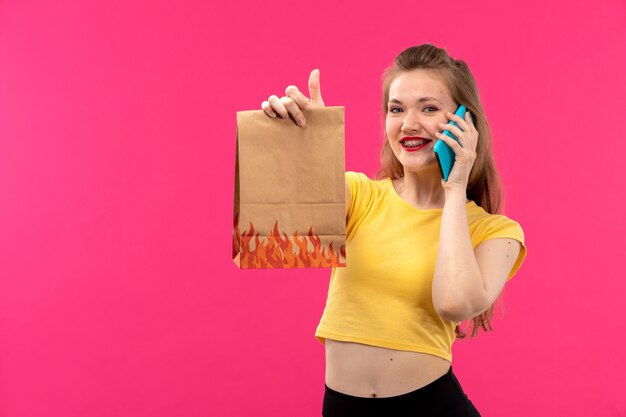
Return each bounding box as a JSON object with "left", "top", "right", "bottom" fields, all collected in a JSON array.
[{"left": 232, "top": 106, "right": 346, "bottom": 269}]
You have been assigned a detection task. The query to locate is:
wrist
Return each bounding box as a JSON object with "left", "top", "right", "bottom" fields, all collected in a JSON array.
[{"left": 444, "top": 186, "right": 468, "bottom": 201}]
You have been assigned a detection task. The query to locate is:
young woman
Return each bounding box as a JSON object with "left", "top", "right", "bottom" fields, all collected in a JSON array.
[{"left": 261, "top": 44, "right": 527, "bottom": 417}]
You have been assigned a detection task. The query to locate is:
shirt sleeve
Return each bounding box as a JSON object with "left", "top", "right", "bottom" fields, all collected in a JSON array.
[
  {"left": 477, "top": 215, "right": 527, "bottom": 282},
  {"left": 344, "top": 171, "right": 374, "bottom": 239}
]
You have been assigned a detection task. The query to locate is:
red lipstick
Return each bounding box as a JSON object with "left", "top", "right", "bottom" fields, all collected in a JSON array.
[{"left": 400, "top": 136, "right": 432, "bottom": 152}]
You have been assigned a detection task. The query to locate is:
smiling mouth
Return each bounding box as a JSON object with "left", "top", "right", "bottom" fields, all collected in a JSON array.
[{"left": 400, "top": 138, "right": 432, "bottom": 151}]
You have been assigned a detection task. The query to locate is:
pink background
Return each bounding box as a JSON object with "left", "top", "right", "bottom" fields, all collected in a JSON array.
[{"left": 1, "top": 0, "right": 625, "bottom": 416}]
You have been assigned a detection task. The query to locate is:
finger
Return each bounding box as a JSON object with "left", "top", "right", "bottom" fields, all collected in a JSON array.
[
  {"left": 438, "top": 122, "right": 465, "bottom": 143},
  {"left": 268, "top": 95, "right": 289, "bottom": 119},
  {"left": 308, "top": 69, "right": 325, "bottom": 107},
  {"left": 261, "top": 100, "right": 277, "bottom": 118},
  {"left": 463, "top": 112, "right": 477, "bottom": 136},
  {"left": 467, "top": 111, "right": 476, "bottom": 127},
  {"left": 279, "top": 96, "right": 306, "bottom": 126},
  {"left": 435, "top": 131, "right": 463, "bottom": 151},
  {"left": 447, "top": 111, "right": 471, "bottom": 132},
  {"left": 285, "top": 85, "right": 311, "bottom": 111}
]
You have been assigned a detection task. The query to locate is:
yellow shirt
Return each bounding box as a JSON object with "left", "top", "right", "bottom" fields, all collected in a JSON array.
[{"left": 315, "top": 171, "right": 527, "bottom": 361}]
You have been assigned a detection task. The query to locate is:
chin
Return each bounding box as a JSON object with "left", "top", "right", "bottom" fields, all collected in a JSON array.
[{"left": 400, "top": 159, "right": 439, "bottom": 174}]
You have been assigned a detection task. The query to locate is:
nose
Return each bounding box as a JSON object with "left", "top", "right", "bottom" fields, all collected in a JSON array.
[{"left": 400, "top": 109, "right": 424, "bottom": 134}]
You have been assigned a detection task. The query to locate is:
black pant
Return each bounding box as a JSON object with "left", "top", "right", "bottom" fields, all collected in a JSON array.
[{"left": 322, "top": 366, "right": 481, "bottom": 417}]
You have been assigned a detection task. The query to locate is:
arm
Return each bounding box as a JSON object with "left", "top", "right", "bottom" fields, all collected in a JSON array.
[
  {"left": 432, "top": 190, "right": 521, "bottom": 322},
  {"left": 345, "top": 177, "right": 351, "bottom": 218}
]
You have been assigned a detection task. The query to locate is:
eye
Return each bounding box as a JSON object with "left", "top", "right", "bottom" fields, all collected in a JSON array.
[{"left": 389, "top": 105, "right": 438, "bottom": 113}]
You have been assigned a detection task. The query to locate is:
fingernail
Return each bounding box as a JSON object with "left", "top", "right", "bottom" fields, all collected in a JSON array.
[
  {"left": 298, "top": 118, "right": 305, "bottom": 127},
  {"left": 269, "top": 111, "right": 277, "bottom": 118}
]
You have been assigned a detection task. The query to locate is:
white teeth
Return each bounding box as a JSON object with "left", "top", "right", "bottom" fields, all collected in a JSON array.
[{"left": 402, "top": 140, "right": 427, "bottom": 147}]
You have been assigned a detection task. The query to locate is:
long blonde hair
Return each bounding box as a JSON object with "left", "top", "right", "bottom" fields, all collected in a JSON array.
[{"left": 376, "top": 44, "right": 506, "bottom": 338}]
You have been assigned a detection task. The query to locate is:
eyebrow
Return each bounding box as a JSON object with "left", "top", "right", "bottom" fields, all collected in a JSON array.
[{"left": 388, "top": 97, "right": 443, "bottom": 104}]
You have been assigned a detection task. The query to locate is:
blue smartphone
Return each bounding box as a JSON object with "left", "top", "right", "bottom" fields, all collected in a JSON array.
[{"left": 433, "top": 104, "right": 468, "bottom": 181}]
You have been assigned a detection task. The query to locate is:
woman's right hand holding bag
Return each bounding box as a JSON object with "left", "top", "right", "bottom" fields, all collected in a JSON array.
[
  {"left": 260, "top": 68, "right": 350, "bottom": 217},
  {"left": 261, "top": 69, "right": 325, "bottom": 127}
]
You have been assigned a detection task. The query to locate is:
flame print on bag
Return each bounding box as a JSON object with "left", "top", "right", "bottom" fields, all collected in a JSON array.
[{"left": 232, "top": 213, "right": 346, "bottom": 268}]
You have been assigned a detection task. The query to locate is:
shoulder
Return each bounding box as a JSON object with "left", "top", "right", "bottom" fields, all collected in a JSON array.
[
  {"left": 344, "top": 171, "right": 389, "bottom": 219},
  {"left": 345, "top": 171, "right": 389, "bottom": 189},
  {"left": 345, "top": 171, "right": 377, "bottom": 194},
  {"left": 345, "top": 171, "right": 372, "bottom": 185},
  {"left": 467, "top": 203, "right": 525, "bottom": 244}
]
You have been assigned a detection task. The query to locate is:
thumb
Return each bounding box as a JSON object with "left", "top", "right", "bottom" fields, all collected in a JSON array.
[{"left": 308, "top": 68, "right": 325, "bottom": 107}]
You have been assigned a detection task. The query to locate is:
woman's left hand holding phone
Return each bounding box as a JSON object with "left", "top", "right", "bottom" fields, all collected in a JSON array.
[{"left": 436, "top": 110, "right": 478, "bottom": 191}]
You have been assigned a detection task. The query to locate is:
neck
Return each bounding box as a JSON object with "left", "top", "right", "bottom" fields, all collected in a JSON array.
[{"left": 396, "top": 166, "right": 464, "bottom": 209}]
